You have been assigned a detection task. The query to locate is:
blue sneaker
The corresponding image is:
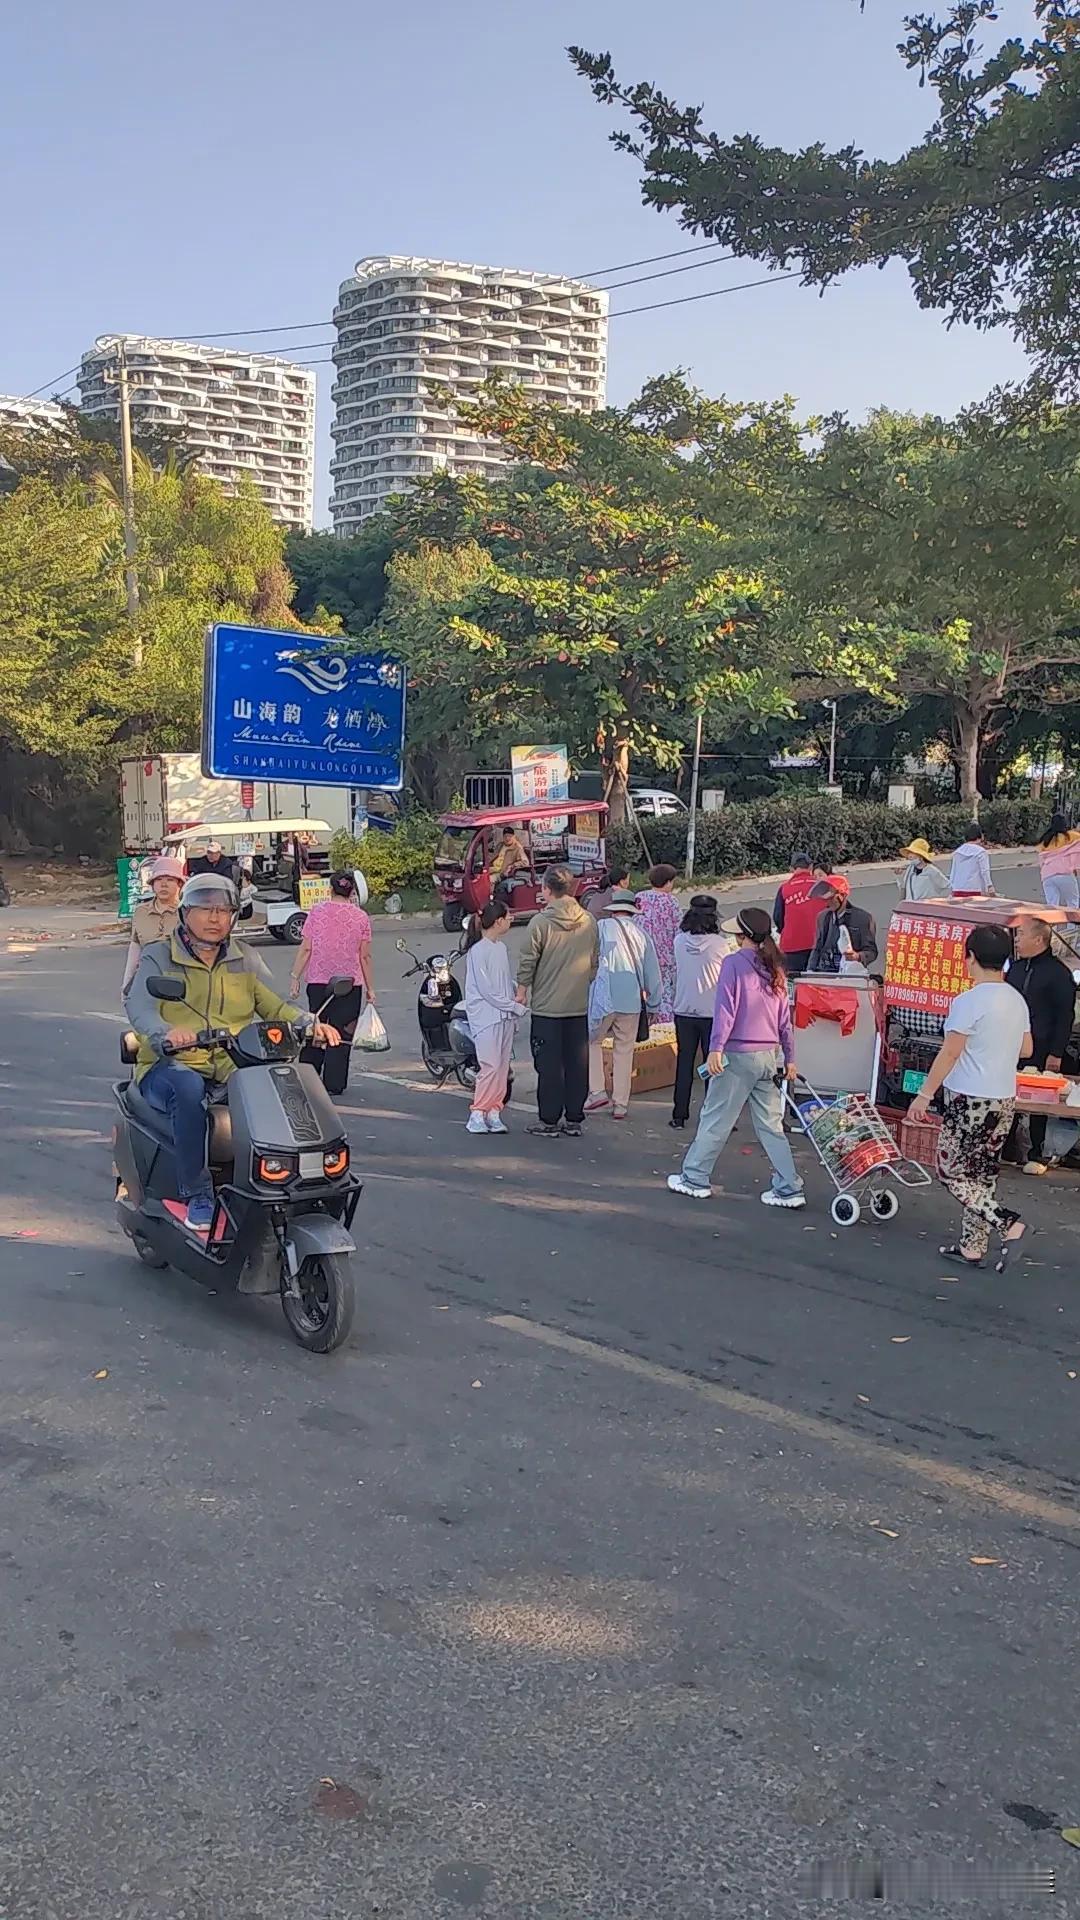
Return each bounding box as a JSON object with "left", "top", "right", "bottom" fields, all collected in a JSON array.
[{"left": 184, "top": 1193, "right": 214, "bottom": 1233}]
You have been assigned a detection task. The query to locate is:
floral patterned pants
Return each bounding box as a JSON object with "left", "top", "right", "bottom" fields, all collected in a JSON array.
[{"left": 937, "top": 1092, "right": 1020, "bottom": 1258}]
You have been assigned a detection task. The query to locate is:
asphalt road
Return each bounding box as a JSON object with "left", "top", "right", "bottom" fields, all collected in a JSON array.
[{"left": 1, "top": 888, "right": 1078, "bottom": 1918}]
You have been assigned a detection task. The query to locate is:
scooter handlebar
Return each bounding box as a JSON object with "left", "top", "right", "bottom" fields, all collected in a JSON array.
[{"left": 161, "top": 1027, "right": 230, "bottom": 1056}]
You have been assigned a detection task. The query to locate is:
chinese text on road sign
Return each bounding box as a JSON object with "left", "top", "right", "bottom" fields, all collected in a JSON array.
[{"left": 203, "top": 624, "right": 406, "bottom": 791}]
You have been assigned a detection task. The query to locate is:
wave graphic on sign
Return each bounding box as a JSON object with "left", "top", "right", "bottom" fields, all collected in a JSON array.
[{"left": 275, "top": 655, "right": 349, "bottom": 695}]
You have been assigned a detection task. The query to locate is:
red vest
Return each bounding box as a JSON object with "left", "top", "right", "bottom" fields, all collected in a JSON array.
[{"left": 778, "top": 871, "right": 824, "bottom": 953}]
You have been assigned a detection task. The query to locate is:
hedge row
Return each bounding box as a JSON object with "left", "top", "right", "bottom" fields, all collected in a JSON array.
[{"left": 609, "top": 796, "right": 1049, "bottom": 879}]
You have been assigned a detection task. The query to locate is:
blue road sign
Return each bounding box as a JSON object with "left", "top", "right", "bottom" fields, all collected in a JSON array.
[{"left": 203, "top": 624, "right": 406, "bottom": 791}]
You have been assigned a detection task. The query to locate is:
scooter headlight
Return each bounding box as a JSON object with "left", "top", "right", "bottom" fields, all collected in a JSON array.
[
  {"left": 255, "top": 1151, "right": 297, "bottom": 1185},
  {"left": 322, "top": 1145, "right": 349, "bottom": 1178}
]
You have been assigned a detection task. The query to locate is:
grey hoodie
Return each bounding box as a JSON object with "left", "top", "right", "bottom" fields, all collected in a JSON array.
[
  {"left": 517, "top": 896, "right": 599, "bottom": 1017},
  {"left": 672, "top": 930, "right": 733, "bottom": 1018}
]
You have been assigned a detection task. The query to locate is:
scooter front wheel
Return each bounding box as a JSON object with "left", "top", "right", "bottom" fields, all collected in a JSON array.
[{"left": 280, "top": 1253, "right": 355, "bottom": 1353}]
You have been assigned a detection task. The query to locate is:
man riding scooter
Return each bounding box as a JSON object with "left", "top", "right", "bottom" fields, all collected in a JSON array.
[{"left": 124, "top": 871, "right": 339, "bottom": 1233}]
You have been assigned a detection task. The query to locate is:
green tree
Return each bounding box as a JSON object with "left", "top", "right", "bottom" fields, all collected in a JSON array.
[
  {"left": 377, "top": 386, "right": 794, "bottom": 820},
  {"left": 285, "top": 521, "right": 394, "bottom": 633},
  {"left": 572, "top": 2, "right": 1080, "bottom": 384},
  {"left": 790, "top": 398, "right": 1080, "bottom": 802}
]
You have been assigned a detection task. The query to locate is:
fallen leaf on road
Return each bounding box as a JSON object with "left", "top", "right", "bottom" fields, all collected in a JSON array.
[
  {"left": 869, "top": 1523, "right": 899, "bottom": 1539},
  {"left": 1061, "top": 1829, "right": 1080, "bottom": 1849},
  {"left": 856, "top": 1394, "right": 871, "bottom": 1404},
  {"left": 891, "top": 1336, "right": 911, "bottom": 1344},
  {"left": 969, "top": 1556, "right": 1000, "bottom": 1566},
  {"left": 93, "top": 1369, "right": 108, "bottom": 1380}
]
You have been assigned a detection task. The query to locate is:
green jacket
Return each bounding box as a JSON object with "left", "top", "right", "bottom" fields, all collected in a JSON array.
[
  {"left": 516, "top": 895, "right": 599, "bottom": 1017},
  {"left": 125, "top": 931, "right": 306, "bottom": 1083}
]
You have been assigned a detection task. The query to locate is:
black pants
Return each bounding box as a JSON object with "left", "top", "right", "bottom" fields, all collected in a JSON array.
[
  {"left": 673, "top": 1014, "right": 713, "bottom": 1123},
  {"left": 301, "top": 981, "right": 362, "bottom": 1097},
  {"left": 530, "top": 1014, "right": 588, "bottom": 1126},
  {"left": 782, "top": 949, "right": 812, "bottom": 975}
]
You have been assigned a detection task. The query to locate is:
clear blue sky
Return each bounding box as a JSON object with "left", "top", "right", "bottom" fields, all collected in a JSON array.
[{"left": 2, "top": 0, "right": 1030, "bottom": 523}]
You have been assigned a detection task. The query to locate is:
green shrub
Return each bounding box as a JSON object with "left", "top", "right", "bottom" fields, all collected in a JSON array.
[
  {"left": 330, "top": 812, "right": 440, "bottom": 901},
  {"left": 609, "top": 795, "right": 1042, "bottom": 881}
]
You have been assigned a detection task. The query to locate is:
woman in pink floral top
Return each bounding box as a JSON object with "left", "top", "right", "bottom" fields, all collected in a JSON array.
[
  {"left": 289, "top": 871, "right": 374, "bottom": 1096},
  {"left": 635, "top": 864, "right": 683, "bottom": 1022}
]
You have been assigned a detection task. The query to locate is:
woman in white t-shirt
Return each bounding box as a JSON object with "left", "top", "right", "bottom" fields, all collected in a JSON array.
[{"left": 909, "top": 923, "right": 1031, "bottom": 1270}]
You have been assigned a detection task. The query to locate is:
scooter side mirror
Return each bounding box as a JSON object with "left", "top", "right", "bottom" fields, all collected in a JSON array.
[
  {"left": 328, "top": 974, "right": 354, "bottom": 997},
  {"left": 147, "top": 974, "right": 186, "bottom": 1002},
  {"left": 395, "top": 937, "right": 407, "bottom": 952}
]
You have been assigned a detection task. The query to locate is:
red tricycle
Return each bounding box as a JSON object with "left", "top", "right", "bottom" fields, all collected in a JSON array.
[{"left": 433, "top": 801, "right": 608, "bottom": 932}]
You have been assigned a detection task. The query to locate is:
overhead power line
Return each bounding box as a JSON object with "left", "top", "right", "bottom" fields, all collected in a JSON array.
[
  {"left": 25, "top": 364, "right": 82, "bottom": 399},
  {"left": 611, "top": 271, "right": 800, "bottom": 317}
]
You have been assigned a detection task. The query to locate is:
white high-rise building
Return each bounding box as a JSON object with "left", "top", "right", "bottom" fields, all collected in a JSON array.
[
  {"left": 330, "top": 256, "right": 608, "bottom": 530},
  {"left": 78, "top": 335, "right": 317, "bottom": 530},
  {"left": 0, "top": 394, "right": 66, "bottom": 432}
]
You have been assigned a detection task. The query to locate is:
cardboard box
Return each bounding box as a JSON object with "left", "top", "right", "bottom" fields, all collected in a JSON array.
[{"left": 602, "top": 1025, "right": 677, "bottom": 1096}]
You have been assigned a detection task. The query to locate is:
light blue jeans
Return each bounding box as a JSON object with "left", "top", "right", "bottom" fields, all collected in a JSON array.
[
  {"left": 682, "top": 1047, "right": 803, "bottom": 1195},
  {"left": 1043, "top": 872, "right": 1080, "bottom": 909}
]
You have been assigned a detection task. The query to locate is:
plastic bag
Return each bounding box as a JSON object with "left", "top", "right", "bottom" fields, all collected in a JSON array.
[{"left": 352, "top": 1003, "right": 390, "bottom": 1052}]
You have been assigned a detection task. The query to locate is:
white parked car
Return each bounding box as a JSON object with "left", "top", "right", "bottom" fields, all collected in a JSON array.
[{"left": 631, "top": 789, "right": 689, "bottom": 818}]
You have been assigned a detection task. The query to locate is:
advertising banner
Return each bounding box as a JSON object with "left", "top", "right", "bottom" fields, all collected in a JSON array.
[{"left": 884, "top": 913, "right": 969, "bottom": 1018}]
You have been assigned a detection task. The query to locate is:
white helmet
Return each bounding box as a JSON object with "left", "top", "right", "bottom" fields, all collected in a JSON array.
[{"left": 179, "top": 871, "right": 240, "bottom": 922}]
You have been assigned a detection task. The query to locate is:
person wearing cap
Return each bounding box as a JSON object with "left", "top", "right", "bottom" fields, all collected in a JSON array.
[
  {"left": 124, "top": 871, "right": 339, "bottom": 1232},
  {"left": 773, "top": 851, "right": 824, "bottom": 975},
  {"left": 584, "top": 889, "right": 662, "bottom": 1120},
  {"left": 187, "top": 840, "right": 237, "bottom": 884},
  {"left": 121, "top": 856, "right": 184, "bottom": 993},
  {"left": 807, "top": 875, "right": 878, "bottom": 974},
  {"left": 896, "top": 838, "right": 949, "bottom": 904},
  {"left": 668, "top": 906, "right": 805, "bottom": 1208}
]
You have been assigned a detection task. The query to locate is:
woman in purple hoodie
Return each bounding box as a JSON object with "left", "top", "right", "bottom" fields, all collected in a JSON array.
[{"left": 667, "top": 906, "right": 805, "bottom": 1209}]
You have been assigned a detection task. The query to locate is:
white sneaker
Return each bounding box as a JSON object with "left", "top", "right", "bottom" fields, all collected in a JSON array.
[
  {"left": 584, "top": 1093, "right": 611, "bottom": 1113},
  {"left": 667, "top": 1173, "right": 711, "bottom": 1200},
  {"left": 466, "top": 1113, "right": 488, "bottom": 1134},
  {"left": 761, "top": 1188, "right": 806, "bottom": 1209},
  {"left": 485, "top": 1113, "right": 508, "bottom": 1134}
]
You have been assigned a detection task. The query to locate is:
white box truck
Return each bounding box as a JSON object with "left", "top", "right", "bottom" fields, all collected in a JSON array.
[{"left": 120, "top": 753, "right": 358, "bottom": 853}]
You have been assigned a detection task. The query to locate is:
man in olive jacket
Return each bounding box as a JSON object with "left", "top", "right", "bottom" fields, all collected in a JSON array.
[{"left": 516, "top": 865, "right": 599, "bottom": 1137}]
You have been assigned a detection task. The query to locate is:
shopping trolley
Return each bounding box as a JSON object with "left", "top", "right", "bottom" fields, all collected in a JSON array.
[{"left": 784, "top": 1072, "right": 931, "bottom": 1227}]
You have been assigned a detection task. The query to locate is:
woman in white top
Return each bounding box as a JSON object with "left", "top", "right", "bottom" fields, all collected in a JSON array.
[
  {"left": 909, "top": 923, "right": 1031, "bottom": 1269},
  {"left": 463, "top": 901, "right": 526, "bottom": 1135},
  {"left": 670, "top": 896, "right": 735, "bottom": 1127}
]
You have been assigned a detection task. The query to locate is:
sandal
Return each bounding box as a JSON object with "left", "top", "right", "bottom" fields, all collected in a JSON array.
[
  {"left": 995, "top": 1221, "right": 1027, "bottom": 1273},
  {"left": 939, "top": 1244, "right": 985, "bottom": 1269}
]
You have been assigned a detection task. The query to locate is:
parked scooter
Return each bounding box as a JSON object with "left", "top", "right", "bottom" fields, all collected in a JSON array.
[
  {"left": 396, "top": 937, "right": 477, "bottom": 1087},
  {"left": 113, "top": 976, "right": 361, "bottom": 1352}
]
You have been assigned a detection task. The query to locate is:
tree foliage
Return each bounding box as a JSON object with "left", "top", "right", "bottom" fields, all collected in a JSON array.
[
  {"left": 571, "top": 2, "right": 1080, "bottom": 385},
  {"left": 787, "top": 396, "right": 1080, "bottom": 799},
  {"left": 373, "top": 384, "right": 795, "bottom": 818},
  {"left": 285, "top": 521, "right": 394, "bottom": 634}
]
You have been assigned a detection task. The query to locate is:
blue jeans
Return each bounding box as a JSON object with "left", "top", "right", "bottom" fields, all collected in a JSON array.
[
  {"left": 682, "top": 1048, "right": 803, "bottom": 1195},
  {"left": 141, "top": 1059, "right": 211, "bottom": 1201}
]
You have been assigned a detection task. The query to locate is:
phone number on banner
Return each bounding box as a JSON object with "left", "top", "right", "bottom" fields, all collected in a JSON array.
[{"left": 885, "top": 915, "right": 970, "bottom": 1015}]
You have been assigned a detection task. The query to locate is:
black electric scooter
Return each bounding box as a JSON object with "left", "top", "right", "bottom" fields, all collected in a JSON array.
[
  {"left": 397, "top": 937, "right": 478, "bottom": 1088},
  {"left": 113, "top": 976, "right": 361, "bottom": 1353}
]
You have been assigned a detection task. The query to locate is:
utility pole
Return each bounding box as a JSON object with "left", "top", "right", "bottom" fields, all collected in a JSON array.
[
  {"left": 685, "top": 711, "right": 704, "bottom": 881},
  {"left": 115, "top": 339, "right": 141, "bottom": 660}
]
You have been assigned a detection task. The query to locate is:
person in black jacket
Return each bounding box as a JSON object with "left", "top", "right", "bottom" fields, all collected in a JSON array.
[
  {"left": 1003, "top": 916, "right": 1077, "bottom": 1171},
  {"left": 186, "top": 841, "right": 237, "bottom": 885},
  {"left": 807, "top": 875, "right": 879, "bottom": 973}
]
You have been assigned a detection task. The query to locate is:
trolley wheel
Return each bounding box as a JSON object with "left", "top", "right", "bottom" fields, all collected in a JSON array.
[
  {"left": 830, "top": 1192, "right": 861, "bottom": 1227},
  {"left": 869, "top": 1188, "right": 899, "bottom": 1222}
]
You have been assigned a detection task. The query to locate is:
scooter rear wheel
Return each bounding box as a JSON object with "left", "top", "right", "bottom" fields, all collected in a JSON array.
[
  {"left": 131, "top": 1231, "right": 168, "bottom": 1270},
  {"left": 280, "top": 1254, "right": 355, "bottom": 1353}
]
